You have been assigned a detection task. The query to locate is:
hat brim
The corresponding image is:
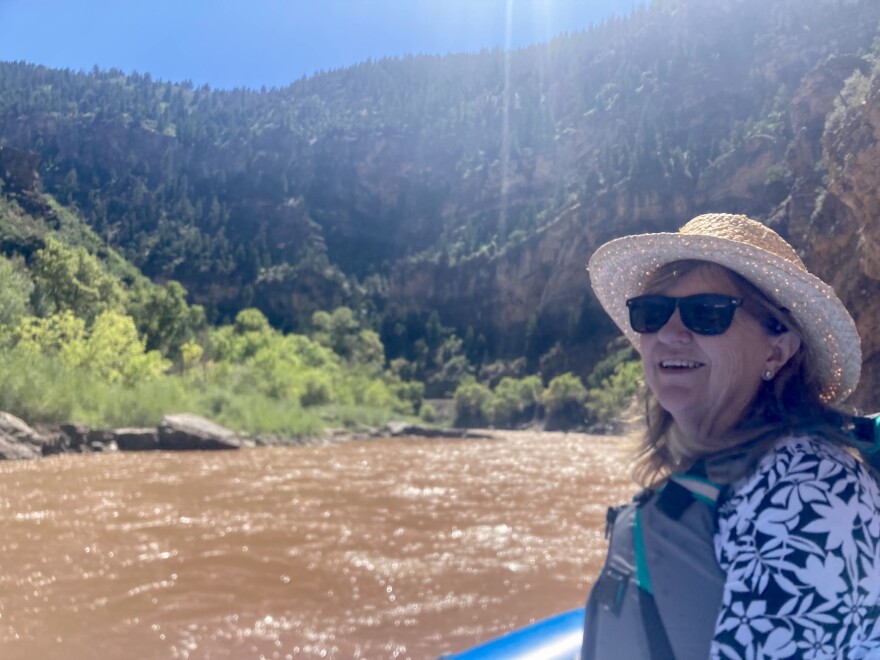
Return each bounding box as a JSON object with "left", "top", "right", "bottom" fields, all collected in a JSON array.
[{"left": 587, "top": 231, "right": 861, "bottom": 402}]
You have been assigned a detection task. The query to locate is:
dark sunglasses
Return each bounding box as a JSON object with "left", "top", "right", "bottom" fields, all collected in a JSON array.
[{"left": 626, "top": 293, "right": 743, "bottom": 336}]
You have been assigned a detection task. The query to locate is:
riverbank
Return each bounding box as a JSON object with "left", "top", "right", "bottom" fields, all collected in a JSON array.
[{"left": 0, "top": 407, "right": 624, "bottom": 461}]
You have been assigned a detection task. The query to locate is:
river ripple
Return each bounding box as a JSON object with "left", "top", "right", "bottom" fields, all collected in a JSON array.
[{"left": 0, "top": 430, "right": 634, "bottom": 659}]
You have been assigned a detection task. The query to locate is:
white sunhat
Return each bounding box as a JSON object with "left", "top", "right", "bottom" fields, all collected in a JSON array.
[{"left": 587, "top": 213, "right": 861, "bottom": 403}]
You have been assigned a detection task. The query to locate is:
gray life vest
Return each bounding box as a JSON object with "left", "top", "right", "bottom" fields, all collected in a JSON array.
[
  {"left": 581, "top": 472, "right": 727, "bottom": 660},
  {"left": 581, "top": 420, "right": 880, "bottom": 660}
]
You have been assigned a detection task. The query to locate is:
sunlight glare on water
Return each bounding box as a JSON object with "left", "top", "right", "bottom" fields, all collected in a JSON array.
[{"left": 0, "top": 430, "right": 633, "bottom": 659}]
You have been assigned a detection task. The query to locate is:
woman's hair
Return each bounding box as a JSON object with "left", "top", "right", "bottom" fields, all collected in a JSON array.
[{"left": 632, "top": 260, "right": 854, "bottom": 486}]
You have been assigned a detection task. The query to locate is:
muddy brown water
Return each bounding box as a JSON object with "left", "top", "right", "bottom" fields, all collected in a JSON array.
[{"left": 0, "top": 430, "right": 634, "bottom": 659}]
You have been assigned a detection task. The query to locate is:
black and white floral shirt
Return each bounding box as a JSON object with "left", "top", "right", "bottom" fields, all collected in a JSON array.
[{"left": 712, "top": 435, "right": 880, "bottom": 659}]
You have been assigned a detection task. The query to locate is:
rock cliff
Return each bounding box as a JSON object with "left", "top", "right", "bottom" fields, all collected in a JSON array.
[{"left": 785, "top": 57, "right": 880, "bottom": 408}]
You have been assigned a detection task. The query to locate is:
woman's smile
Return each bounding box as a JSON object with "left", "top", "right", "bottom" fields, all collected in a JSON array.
[{"left": 658, "top": 359, "right": 705, "bottom": 370}]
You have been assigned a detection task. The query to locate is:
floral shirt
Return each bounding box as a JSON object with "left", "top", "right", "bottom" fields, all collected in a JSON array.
[{"left": 712, "top": 435, "right": 880, "bottom": 659}]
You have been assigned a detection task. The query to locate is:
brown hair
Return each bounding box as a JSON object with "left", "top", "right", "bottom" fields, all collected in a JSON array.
[{"left": 631, "top": 260, "right": 852, "bottom": 487}]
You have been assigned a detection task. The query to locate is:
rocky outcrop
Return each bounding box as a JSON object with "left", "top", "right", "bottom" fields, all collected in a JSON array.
[
  {"left": 766, "top": 55, "right": 880, "bottom": 409},
  {"left": 0, "top": 410, "right": 500, "bottom": 459},
  {"left": 0, "top": 412, "right": 243, "bottom": 460},
  {"left": 112, "top": 428, "right": 160, "bottom": 451},
  {"left": 0, "top": 412, "right": 44, "bottom": 459},
  {"left": 814, "top": 60, "right": 880, "bottom": 408},
  {"left": 158, "top": 413, "right": 242, "bottom": 451}
]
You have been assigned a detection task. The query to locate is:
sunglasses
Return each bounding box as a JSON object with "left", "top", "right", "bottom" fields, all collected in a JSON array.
[{"left": 626, "top": 293, "right": 743, "bottom": 336}]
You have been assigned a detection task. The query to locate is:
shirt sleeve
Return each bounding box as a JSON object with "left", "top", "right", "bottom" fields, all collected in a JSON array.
[{"left": 711, "top": 436, "right": 880, "bottom": 659}]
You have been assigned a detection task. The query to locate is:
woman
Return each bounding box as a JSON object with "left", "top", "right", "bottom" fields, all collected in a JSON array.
[{"left": 582, "top": 213, "right": 880, "bottom": 659}]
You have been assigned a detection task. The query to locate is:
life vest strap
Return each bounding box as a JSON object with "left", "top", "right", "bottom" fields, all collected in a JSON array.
[
  {"left": 669, "top": 474, "right": 722, "bottom": 504},
  {"left": 634, "top": 475, "right": 724, "bottom": 600},
  {"left": 637, "top": 588, "right": 676, "bottom": 660},
  {"left": 633, "top": 507, "right": 652, "bottom": 594}
]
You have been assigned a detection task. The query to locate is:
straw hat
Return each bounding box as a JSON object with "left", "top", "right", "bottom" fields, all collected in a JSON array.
[{"left": 587, "top": 213, "right": 861, "bottom": 403}]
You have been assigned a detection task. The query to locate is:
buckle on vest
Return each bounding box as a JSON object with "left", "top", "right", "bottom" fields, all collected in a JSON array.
[{"left": 593, "top": 566, "right": 629, "bottom": 615}]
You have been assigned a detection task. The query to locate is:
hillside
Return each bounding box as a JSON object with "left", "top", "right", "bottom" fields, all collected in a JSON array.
[{"left": 1, "top": 0, "right": 879, "bottom": 408}]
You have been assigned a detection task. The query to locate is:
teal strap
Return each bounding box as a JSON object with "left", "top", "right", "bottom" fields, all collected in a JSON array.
[
  {"left": 868, "top": 416, "right": 880, "bottom": 455},
  {"left": 847, "top": 414, "right": 880, "bottom": 456},
  {"left": 633, "top": 508, "right": 653, "bottom": 594}
]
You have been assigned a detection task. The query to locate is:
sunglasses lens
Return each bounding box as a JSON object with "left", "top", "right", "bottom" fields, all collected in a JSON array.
[
  {"left": 625, "top": 294, "right": 741, "bottom": 335},
  {"left": 679, "top": 294, "right": 740, "bottom": 335},
  {"left": 627, "top": 296, "right": 676, "bottom": 333}
]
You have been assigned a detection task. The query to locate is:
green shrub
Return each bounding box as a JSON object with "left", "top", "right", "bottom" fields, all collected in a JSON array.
[
  {"left": 31, "top": 235, "right": 125, "bottom": 322},
  {"left": 0, "top": 349, "right": 79, "bottom": 422},
  {"left": 207, "top": 392, "right": 323, "bottom": 436},
  {"left": 453, "top": 378, "right": 493, "bottom": 427},
  {"left": 585, "top": 358, "right": 643, "bottom": 429},
  {"left": 542, "top": 372, "right": 588, "bottom": 430},
  {"left": 74, "top": 376, "right": 192, "bottom": 427},
  {"left": 419, "top": 402, "right": 437, "bottom": 423},
  {"left": 428, "top": 353, "right": 474, "bottom": 397},
  {"left": 587, "top": 343, "right": 637, "bottom": 389},
  {"left": 0, "top": 255, "right": 34, "bottom": 326},
  {"left": 318, "top": 403, "right": 397, "bottom": 431},
  {"left": 388, "top": 379, "right": 425, "bottom": 415},
  {"left": 489, "top": 375, "right": 543, "bottom": 428}
]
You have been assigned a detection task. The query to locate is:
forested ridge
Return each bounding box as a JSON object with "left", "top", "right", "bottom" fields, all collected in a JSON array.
[{"left": 0, "top": 0, "right": 879, "bottom": 433}]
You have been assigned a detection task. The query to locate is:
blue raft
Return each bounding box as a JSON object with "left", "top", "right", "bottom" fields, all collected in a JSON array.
[{"left": 444, "top": 607, "right": 584, "bottom": 659}]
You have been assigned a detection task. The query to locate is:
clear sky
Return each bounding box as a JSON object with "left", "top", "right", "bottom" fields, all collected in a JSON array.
[{"left": 0, "top": 0, "right": 647, "bottom": 90}]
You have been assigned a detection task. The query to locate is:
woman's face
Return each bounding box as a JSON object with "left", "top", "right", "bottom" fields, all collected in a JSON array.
[{"left": 638, "top": 265, "right": 796, "bottom": 440}]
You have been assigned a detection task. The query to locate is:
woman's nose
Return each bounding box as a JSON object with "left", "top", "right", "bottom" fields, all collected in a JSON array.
[{"left": 655, "top": 309, "right": 692, "bottom": 343}]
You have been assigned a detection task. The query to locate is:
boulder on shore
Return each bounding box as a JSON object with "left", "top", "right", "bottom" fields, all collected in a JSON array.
[
  {"left": 158, "top": 413, "right": 242, "bottom": 451},
  {"left": 0, "top": 411, "right": 45, "bottom": 460},
  {"left": 111, "top": 428, "right": 160, "bottom": 451},
  {"left": 54, "top": 423, "right": 118, "bottom": 453},
  {"left": 58, "top": 423, "right": 116, "bottom": 452}
]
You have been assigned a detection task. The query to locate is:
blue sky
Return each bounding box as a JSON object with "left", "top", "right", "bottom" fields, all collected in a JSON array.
[{"left": 0, "top": 0, "right": 646, "bottom": 90}]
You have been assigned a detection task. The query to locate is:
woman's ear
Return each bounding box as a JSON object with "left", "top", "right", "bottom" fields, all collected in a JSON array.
[{"left": 767, "top": 331, "right": 801, "bottom": 374}]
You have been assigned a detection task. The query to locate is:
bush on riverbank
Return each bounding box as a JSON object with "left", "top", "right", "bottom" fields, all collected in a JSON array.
[
  {"left": 585, "top": 359, "right": 643, "bottom": 428},
  {"left": 584, "top": 345, "right": 643, "bottom": 430},
  {"left": 0, "top": 347, "right": 416, "bottom": 437},
  {"left": 451, "top": 372, "right": 585, "bottom": 430},
  {"left": 450, "top": 348, "right": 644, "bottom": 432},
  {"left": 0, "top": 229, "right": 643, "bottom": 437},
  {"left": 0, "top": 302, "right": 418, "bottom": 436},
  {"left": 453, "top": 378, "right": 493, "bottom": 427},
  {"left": 0, "top": 236, "right": 422, "bottom": 436},
  {"left": 542, "top": 373, "right": 588, "bottom": 430},
  {"left": 490, "top": 375, "right": 542, "bottom": 427}
]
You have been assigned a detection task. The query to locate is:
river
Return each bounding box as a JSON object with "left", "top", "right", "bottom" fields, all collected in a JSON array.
[{"left": 0, "top": 430, "right": 635, "bottom": 659}]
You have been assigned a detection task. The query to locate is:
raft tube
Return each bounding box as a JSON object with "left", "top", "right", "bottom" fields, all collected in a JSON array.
[{"left": 444, "top": 607, "right": 584, "bottom": 659}]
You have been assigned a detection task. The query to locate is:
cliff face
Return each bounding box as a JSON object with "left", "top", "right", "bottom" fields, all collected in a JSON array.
[
  {"left": 384, "top": 0, "right": 880, "bottom": 382},
  {"left": 386, "top": 1, "right": 880, "bottom": 404},
  {"left": 387, "top": 127, "right": 782, "bottom": 365},
  {"left": 785, "top": 58, "right": 880, "bottom": 408}
]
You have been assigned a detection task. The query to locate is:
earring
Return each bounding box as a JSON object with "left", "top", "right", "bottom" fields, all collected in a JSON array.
[{"left": 763, "top": 370, "right": 774, "bottom": 381}]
